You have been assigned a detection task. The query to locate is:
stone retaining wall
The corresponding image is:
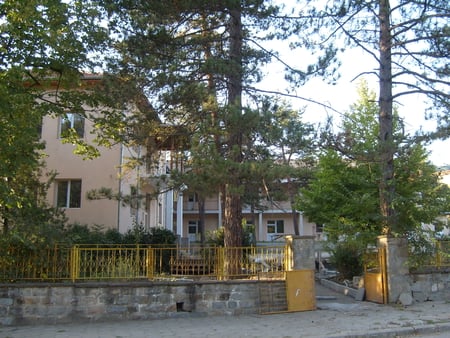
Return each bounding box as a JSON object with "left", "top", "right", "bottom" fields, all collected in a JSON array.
[
  {"left": 410, "top": 272, "right": 450, "bottom": 302},
  {"left": 321, "top": 271, "right": 450, "bottom": 304},
  {"left": 0, "top": 279, "right": 285, "bottom": 326}
]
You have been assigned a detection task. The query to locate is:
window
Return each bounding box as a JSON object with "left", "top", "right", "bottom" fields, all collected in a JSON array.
[
  {"left": 188, "top": 193, "right": 198, "bottom": 203},
  {"left": 60, "top": 113, "right": 84, "bottom": 138},
  {"left": 56, "top": 180, "right": 82, "bottom": 208},
  {"left": 267, "top": 220, "right": 284, "bottom": 234}
]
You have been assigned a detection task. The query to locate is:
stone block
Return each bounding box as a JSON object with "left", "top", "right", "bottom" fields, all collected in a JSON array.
[
  {"left": 399, "top": 292, "right": 414, "bottom": 306},
  {"left": 217, "top": 292, "right": 230, "bottom": 301},
  {"left": 0, "top": 316, "right": 14, "bottom": 325},
  {"left": 431, "top": 283, "right": 438, "bottom": 292},
  {"left": 212, "top": 301, "right": 226, "bottom": 309},
  {"left": 355, "top": 287, "right": 365, "bottom": 301},
  {"left": 412, "top": 291, "right": 428, "bottom": 302},
  {"left": 0, "top": 298, "right": 13, "bottom": 306}
]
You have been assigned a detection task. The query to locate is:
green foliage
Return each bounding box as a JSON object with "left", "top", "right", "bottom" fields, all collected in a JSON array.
[
  {"left": 122, "top": 224, "right": 177, "bottom": 245},
  {"left": 299, "top": 81, "right": 450, "bottom": 247},
  {"left": 330, "top": 241, "right": 364, "bottom": 281},
  {"left": 64, "top": 223, "right": 111, "bottom": 244},
  {"left": 63, "top": 223, "right": 177, "bottom": 246},
  {"left": 206, "top": 224, "right": 255, "bottom": 247},
  {"left": 407, "top": 231, "right": 437, "bottom": 270},
  {"left": 98, "top": 0, "right": 299, "bottom": 251},
  {"left": 0, "top": 0, "right": 109, "bottom": 233},
  {"left": 298, "top": 150, "right": 381, "bottom": 247}
]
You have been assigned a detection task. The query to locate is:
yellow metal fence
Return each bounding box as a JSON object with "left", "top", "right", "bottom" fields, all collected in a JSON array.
[
  {"left": 0, "top": 244, "right": 287, "bottom": 282},
  {"left": 423, "top": 240, "right": 450, "bottom": 269}
]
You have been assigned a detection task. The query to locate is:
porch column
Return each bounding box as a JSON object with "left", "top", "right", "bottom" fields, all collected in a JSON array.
[
  {"left": 176, "top": 191, "right": 184, "bottom": 237},
  {"left": 258, "top": 212, "right": 263, "bottom": 242},
  {"left": 299, "top": 211, "right": 304, "bottom": 236}
]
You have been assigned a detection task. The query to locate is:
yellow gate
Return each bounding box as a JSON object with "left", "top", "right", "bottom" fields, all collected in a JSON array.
[
  {"left": 364, "top": 247, "right": 387, "bottom": 304},
  {"left": 286, "top": 270, "right": 316, "bottom": 311}
]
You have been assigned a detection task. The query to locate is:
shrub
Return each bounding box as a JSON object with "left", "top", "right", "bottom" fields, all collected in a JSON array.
[
  {"left": 206, "top": 225, "right": 255, "bottom": 246},
  {"left": 330, "top": 241, "right": 364, "bottom": 281}
]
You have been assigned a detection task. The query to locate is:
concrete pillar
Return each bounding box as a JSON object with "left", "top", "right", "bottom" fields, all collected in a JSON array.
[
  {"left": 377, "top": 235, "right": 411, "bottom": 304},
  {"left": 285, "top": 235, "right": 315, "bottom": 271}
]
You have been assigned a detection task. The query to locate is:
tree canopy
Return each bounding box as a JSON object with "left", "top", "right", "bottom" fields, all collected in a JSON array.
[
  {"left": 98, "top": 0, "right": 302, "bottom": 255},
  {"left": 0, "top": 0, "right": 108, "bottom": 234},
  {"left": 1, "top": 0, "right": 449, "bottom": 252},
  {"left": 298, "top": 81, "right": 450, "bottom": 247},
  {"left": 289, "top": 0, "right": 450, "bottom": 235}
]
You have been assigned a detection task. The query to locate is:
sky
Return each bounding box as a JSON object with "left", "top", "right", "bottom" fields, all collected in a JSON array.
[{"left": 257, "top": 43, "right": 450, "bottom": 167}]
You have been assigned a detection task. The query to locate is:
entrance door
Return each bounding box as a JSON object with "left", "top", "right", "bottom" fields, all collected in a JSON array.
[{"left": 188, "top": 220, "right": 199, "bottom": 242}]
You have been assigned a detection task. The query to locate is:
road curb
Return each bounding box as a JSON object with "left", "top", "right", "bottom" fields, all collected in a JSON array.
[{"left": 332, "top": 322, "right": 450, "bottom": 338}]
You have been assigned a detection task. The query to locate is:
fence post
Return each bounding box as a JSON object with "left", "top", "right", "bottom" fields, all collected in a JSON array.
[
  {"left": 70, "top": 246, "right": 80, "bottom": 282},
  {"left": 284, "top": 235, "right": 315, "bottom": 270},
  {"left": 377, "top": 236, "right": 410, "bottom": 304},
  {"left": 146, "top": 247, "right": 154, "bottom": 279},
  {"left": 216, "top": 247, "right": 225, "bottom": 280},
  {"left": 135, "top": 244, "right": 140, "bottom": 277}
]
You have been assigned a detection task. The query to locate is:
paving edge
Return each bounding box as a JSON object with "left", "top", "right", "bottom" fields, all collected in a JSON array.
[
  {"left": 331, "top": 322, "right": 450, "bottom": 338},
  {"left": 319, "top": 278, "right": 358, "bottom": 299}
]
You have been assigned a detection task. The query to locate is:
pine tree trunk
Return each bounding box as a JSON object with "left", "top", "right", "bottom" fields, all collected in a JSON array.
[
  {"left": 222, "top": 5, "right": 244, "bottom": 278},
  {"left": 198, "top": 196, "right": 206, "bottom": 246},
  {"left": 378, "top": 0, "right": 395, "bottom": 235},
  {"left": 288, "top": 177, "right": 300, "bottom": 235},
  {"left": 223, "top": 185, "right": 243, "bottom": 277}
]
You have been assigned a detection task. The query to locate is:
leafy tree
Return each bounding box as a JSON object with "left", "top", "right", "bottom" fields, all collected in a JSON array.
[
  {"left": 0, "top": 0, "right": 109, "bottom": 234},
  {"left": 290, "top": 0, "right": 450, "bottom": 235},
  {"left": 298, "top": 81, "right": 450, "bottom": 247}
]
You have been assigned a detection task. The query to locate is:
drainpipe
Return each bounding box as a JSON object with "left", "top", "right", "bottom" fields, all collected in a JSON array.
[{"left": 117, "top": 144, "right": 124, "bottom": 231}]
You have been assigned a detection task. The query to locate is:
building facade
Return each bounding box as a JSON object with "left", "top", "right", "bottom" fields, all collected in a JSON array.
[{"left": 40, "top": 82, "right": 317, "bottom": 242}]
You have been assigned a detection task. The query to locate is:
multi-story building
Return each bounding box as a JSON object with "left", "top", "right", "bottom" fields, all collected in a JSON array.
[{"left": 40, "top": 77, "right": 317, "bottom": 242}]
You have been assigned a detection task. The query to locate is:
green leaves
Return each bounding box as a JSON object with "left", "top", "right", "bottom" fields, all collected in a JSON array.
[
  {"left": 298, "top": 81, "right": 450, "bottom": 246},
  {"left": 0, "top": 0, "right": 109, "bottom": 232}
]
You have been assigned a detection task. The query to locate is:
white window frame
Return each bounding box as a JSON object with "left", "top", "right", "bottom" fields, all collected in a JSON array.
[
  {"left": 56, "top": 179, "right": 82, "bottom": 208},
  {"left": 267, "top": 220, "right": 284, "bottom": 240},
  {"left": 59, "top": 113, "right": 85, "bottom": 138}
]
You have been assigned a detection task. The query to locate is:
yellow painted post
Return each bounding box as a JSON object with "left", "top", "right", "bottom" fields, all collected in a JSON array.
[
  {"left": 135, "top": 245, "right": 140, "bottom": 278},
  {"left": 380, "top": 247, "right": 388, "bottom": 304},
  {"left": 146, "top": 247, "right": 154, "bottom": 279},
  {"left": 70, "top": 246, "right": 80, "bottom": 282},
  {"left": 217, "top": 247, "right": 224, "bottom": 280},
  {"left": 284, "top": 244, "right": 290, "bottom": 272}
]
